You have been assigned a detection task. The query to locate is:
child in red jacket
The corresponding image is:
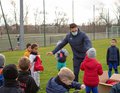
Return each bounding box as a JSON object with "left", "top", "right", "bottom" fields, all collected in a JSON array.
[{"left": 80, "top": 48, "right": 103, "bottom": 93}]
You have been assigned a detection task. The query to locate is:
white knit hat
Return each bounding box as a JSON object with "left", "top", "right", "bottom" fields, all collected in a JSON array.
[{"left": 87, "top": 48, "right": 96, "bottom": 58}]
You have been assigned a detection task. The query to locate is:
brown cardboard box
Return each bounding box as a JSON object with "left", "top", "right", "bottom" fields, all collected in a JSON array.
[{"left": 98, "top": 71, "right": 120, "bottom": 93}]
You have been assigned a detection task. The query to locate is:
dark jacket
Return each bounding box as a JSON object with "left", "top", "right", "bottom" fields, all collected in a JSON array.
[
  {"left": 0, "top": 67, "right": 4, "bottom": 87},
  {"left": 52, "top": 29, "right": 92, "bottom": 60},
  {"left": 46, "top": 76, "right": 81, "bottom": 93},
  {"left": 80, "top": 55, "right": 103, "bottom": 87},
  {"left": 110, "top": 82, "right": 120, "bottom": 93},
  {"left": 107, "top": 46, "right": 119, "bottom": 65},
  {"left": 0, "top": 80, "right": 23, "bottom": 93},
  {"left": 18, "top": 71, "right": 39, "bottom": 93}
]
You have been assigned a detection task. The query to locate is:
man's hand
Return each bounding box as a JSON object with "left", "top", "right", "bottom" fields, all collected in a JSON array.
[{"left": 46, "top": 52, "right": 53, "bottom": 56}]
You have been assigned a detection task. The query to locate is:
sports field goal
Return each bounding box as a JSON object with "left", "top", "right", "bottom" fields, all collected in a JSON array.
[{"left": 110, "top": 26, "right": 120, "bottom": 37}]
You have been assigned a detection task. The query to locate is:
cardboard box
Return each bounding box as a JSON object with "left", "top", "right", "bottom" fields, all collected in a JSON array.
[{"left": 98, "top": 71, "right": 120, "bottom": 93}]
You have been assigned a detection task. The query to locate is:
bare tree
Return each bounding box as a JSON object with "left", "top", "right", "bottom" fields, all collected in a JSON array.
[
  {"left": 54, "top": 7, "right": 68, "bottom": 33},
  {"left": 24, "top": 4, "right": 29, "bottom": 33},
  {"left": 24, "top": 5, "right": 29, "bottom": 25},
  {"left": 33, "top": 8, "right": 42, "bottom": 33},
  {"left": 114, "top": 1, "right": 120, "bottom": 25},
  {"left": 10, "top": 0, "right": 18, "bottom": 32}
]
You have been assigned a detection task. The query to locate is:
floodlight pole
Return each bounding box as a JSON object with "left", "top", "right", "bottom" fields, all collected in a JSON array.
[
  {"left": 43, "top": 0, "right": 46, "bottom": 47},
  {"left": 0, "top": 0, "right": 13, "bottom": 51},
  {"left": 20, "top": 0, "right": 24, "bottom": 50},
  {"left": 72, "top": 0, "right": 74, "bottom": 23},
  {"left": 93, "top": 5, "right": 95, "bottom": 40}
]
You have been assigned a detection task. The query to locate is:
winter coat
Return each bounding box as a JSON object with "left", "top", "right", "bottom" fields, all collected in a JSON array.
[
  {"left": 24, "top": 49, "right": 31, "bottom": 58},
  {"left": 0, "top": 80, "right": 23, "bottom": 93},
  {"left": 52, "top": 29, "right": 92, "bottom": 60},
  {"left": 80, "top": 55, "right": 103, "bottom": 87},
  {"left": 46, "top": 76, "right": 81, "bottom": 93},
  {"left": 18, "top": 71, "right": 39, "bottom": 93},
  {"left": 107, "top": 46, "right": 119, "bottom": 65},
  {"left": 29, "top": 52, "right": 40, "bottom": 87}
]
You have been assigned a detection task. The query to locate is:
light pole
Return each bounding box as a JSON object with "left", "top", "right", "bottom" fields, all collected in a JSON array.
[
  {"left": 43, "top": 0, "right": 46, "bottom": 47},
  {"left": 107, "top": 8, "right": 110, "bottom": 38},
  {"left": 93, "top": 5, "right": 95, "bottom": 40},
  {"left": 20, "top": 0, "right": 24, "bottom": 50},
  {"left": 72, "top": 0, "right": 74, "bottom": 23}
]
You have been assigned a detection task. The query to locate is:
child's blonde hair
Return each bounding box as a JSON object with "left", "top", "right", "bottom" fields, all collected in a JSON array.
[
  {"left": 58, "top": 67, "right": 75, "bottom": 80},
  {"left": 18, "top": 56, "right": 30, "bottom": 71}
]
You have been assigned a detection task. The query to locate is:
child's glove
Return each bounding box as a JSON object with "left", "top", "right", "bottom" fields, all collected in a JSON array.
[{"left": 80, "top": 84, "right": 86, "bottom": 89}]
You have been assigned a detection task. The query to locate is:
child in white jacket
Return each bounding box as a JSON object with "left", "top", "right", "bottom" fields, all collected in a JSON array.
[{"left": 29, "top": 43, "right": 40, "bottom": 87}]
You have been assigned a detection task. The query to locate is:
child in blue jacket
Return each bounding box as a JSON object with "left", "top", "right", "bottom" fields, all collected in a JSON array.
[
  {"left": 106, "top": 39, "right": 119, "bottom": 77},
  {"left": 46, "top": 67, "right": 85, "bottom": 93}
]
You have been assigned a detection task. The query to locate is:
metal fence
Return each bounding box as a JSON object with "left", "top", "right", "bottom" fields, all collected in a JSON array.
[{"left": 0, "top": 32, "right": 120, "bottom": 52}]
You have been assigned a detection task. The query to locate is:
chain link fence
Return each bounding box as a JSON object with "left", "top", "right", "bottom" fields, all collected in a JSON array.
[{"left": 0, "top": 32, "right": 120, "bottom": 52}]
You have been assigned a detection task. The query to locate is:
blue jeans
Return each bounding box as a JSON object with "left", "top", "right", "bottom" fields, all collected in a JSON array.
[
  {"left": 108, "top": 62, "right": 118, "bottom": 77},
  {"left": 86, "top": 86, "right": 98, "bottom": 93}
]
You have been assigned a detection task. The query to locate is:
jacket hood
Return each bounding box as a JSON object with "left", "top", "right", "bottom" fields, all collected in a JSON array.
[
  {"left": 46, "top": 77, "right": 67, "bottom": 93},
  {"left": 83, "top": 55, "right": 98, "bottom": 70}
]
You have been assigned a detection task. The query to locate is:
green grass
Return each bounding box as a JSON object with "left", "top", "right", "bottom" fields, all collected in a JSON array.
[{"left": 1, "top": 38, "right": 120, "bottom": 93}]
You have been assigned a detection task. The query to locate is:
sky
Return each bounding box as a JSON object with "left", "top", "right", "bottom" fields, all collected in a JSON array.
[{"left": 0, "top": 0, "right": 118, "bottom": 25}]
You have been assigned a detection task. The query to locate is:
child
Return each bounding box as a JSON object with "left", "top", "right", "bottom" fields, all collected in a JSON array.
[
  {"left": 18, "top": 56, "right": 39, "bottom": 93},
  {"left": 55, "top": 41, "right": 68, "bottom": 71},
  {"left": 0, "top": 54, "right": 5, "bottom": 87},
  {"left": 110, "top": 82, "right": 120, "bottom": 93},
  {"left": 29, "top": 43, "right": 43, "bottom": 87},
  {"left": 106, "top": 39, "right": 119, "bottom": 78},
  {"left": 46, "top": 67, "right": 85, "bottom": 93},
  {"left": 0, "top": 64, "right": 23, "bottom": 93},
  {"left": 80, "top": 48, "right": 103, "bottom": 93},
  {"left": 24, "top": 43, "right": 31, "bottom": 58}
]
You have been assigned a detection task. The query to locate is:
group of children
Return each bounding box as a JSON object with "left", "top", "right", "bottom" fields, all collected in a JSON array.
[
  {"left": 0, "top": 38, "right": 119, "bottom": 93},
  {"left": 46, "top": 38, "right": 119, "bottom": 93},
  {"left": 0, "top": 43, "right": 44, "bottom": 93}
]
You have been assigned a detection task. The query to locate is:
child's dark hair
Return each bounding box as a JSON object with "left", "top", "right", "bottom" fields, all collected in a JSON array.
[
  {"left": 31, "top": 43, "right": 38, "bottom": 49},
  {"left": 26, "top": 43, "right": 31, "bottom": 48},
  {"left": 112, "top": 39, "right": 117, "bottom": 43},
  {"left": 18, "top": 57, "right": 30, "bottom": 71},
  {"left": 3, "top": 64, "right": 18, "bottom": 80}
]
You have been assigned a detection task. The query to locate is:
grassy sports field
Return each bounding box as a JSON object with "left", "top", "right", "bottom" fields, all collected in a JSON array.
[{"left": 1, "top": 38, "right": 120, "bottom": 93}]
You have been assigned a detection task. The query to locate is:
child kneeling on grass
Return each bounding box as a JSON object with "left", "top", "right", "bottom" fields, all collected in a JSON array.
[
  {"left": 80, "top": 48, "right": 103, "bottom": 93},
  {"left": 46, "top": 67, "right": 85, "bottom": 93}
]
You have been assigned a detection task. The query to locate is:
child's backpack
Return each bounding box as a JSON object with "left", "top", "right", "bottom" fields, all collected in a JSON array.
[
  {"left": 0, "top": 68, "right": 4, "bottom": 87},
  {"left": 57, "top": 50, "right": 66, "bottom": 62},
  {"left": 34, "top": 56, "right": 44, "bottom": 71}
]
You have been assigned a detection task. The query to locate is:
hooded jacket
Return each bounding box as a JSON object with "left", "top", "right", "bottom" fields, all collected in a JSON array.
[
  {"left": 18, "top": 71, "right": 39, "bottom": 93},
  {"left": 46, "top": 76, "right": 81, "bottom": 93},
  {"left": 52, "top": 29, "right": 92, "bottom": 60},
  {"left": 0, "top": 80, "right": 23, "bottom": 93},
  {"left": 80, "top": 55, "right": 103, "bottom": 87}
]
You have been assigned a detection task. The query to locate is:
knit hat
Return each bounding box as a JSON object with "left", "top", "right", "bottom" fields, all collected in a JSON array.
[
  {"left": 0, "top": 54, "right": 5, "bottom": 67},
  {"left": 3, "top": 64, "right": 18, "bottom": 80},
  {"left": 87, "top": 48, "right": 96, "bottom": 58}
]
